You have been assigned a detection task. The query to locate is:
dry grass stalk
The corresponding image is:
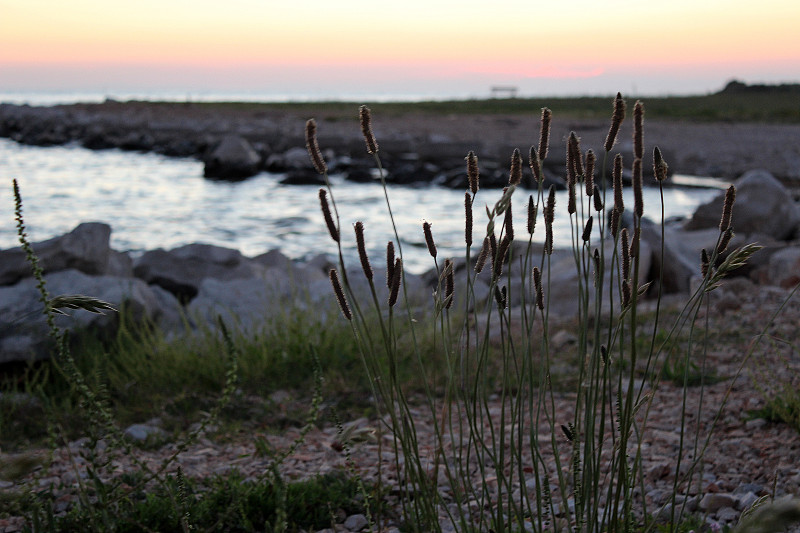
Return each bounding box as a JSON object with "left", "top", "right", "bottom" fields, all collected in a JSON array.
[
  {"left": 633, "top": 157, "right": 644, "bottom": 218},
  {"left": 529, "top": 146, "right": 542, "bottom": 183},
  {"left": 527, "top": 195, "right": 536, "bottom": 235},
  {"left": 475, "top": 237, "right": 490, "bottom": 273},
  {"left": 466, "top": 151, "right": 479, "bottom": 194},
  {"left": 509, "top": 148, "right": 522, "bottom": 186},
  {"left": 359, "top": 105, "right": 379, "bottom": 154},
  {"left": 621, "top": 228, "right": 631, "bottom": 281},
  {"left": 633, "top": 100, "right": 644, "bottom": 160},
  {"left": 386, "top": 241, "right": 396, "bottom": 289},
  {"left": 329, "top": 269, "right": 351, "bottom": 320},
  {"left": 582, "top": 215, "right": 594, "bottom": 242},
  {"left": 604, "top": 92, "right": 626, "bottom": 152},
  {"left": 319, "top": 189, "right": 339, "bottom": 242},
  {"left": 653, "top": 146, "right": 669, "bottom": 181},
  {"left": 388, "top": 258, "right": 402, "bottom": 306},
  {"left": 613, "top": 154, "right": 624, "bottom": 213},
  {"left": 305, "top": 119, "right": 327, "bottom": 174},
  {"left": 533, "top": 266, "right": 544, "bottom": 310},
  {"left": 538, "top": 107, "right": 552, "bottom": 161},
  {"left": 464, "top": 192, "right": 473, "bottom": 246},
  {"left": 585, "top": 149, "right": 596, "bottom": 196},
  {"left": 720, "top": 185, "right": 736, "bottom": 231},
  {"left": 423, "top": 221, "right": 437, "bottom": 259},
  {"left": 444, "top": 259, "right": 454, "bottom": 309},
  {"left": 354, "top": 221, "right": 373, "bottom": 281}
]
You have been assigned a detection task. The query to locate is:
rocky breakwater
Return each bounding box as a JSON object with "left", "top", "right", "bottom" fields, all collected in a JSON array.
[
  {"left": 2, "top": 169, "right": 800, "bottom": 364},
  {"left": 5, "top": 101, "right": 800, "bottom": 188}
]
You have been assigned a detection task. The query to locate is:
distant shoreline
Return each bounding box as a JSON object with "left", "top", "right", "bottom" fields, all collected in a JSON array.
[{"left": 1, "top": 97, "right": 799, "bottom": 186}]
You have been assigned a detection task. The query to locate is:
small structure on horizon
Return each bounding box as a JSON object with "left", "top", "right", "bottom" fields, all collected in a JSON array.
[{"left": 490, "top": 86, "right": 519, "bottom": 98}]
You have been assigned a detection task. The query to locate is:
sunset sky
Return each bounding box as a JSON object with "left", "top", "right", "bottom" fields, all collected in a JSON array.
[{"left": 1, "top": 0, "right": 798, "bottom": 100}]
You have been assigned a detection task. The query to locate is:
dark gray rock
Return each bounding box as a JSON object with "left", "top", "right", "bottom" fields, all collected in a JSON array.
[
  {"left": 0, "top": 222, "right": 112, "bottom": 286},
  {"left": 133, "top": 243, "right": 267, "bottom": 302},
  {"left": 203, "top": 135, "right": 261, "bottom": 180},
  {"left": 0, "top": 269, "right": 181, "bottom": 363}
]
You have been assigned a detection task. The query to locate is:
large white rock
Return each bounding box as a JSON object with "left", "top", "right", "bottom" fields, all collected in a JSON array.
[{"left": 685, "top": 169, "right": 800, "bottom": 240}]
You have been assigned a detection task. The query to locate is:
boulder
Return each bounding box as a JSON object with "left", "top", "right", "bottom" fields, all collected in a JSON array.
[
  {"left": 684, "top": 170, "right": 800, "bottom": 239},
  {"left": 0, "top": 222, "right": 112, "bottom": 286},
  {"left": 0, "top": 269, "right": 181, "bottom": 363},
  {"left": 765, "top": 247, "right": 800, "bottom": 288},
  {"left": 133, "top": 243, "right": 267, "bottom": 303},
  {"left": 203, "top": 135, "right": 261, "bottom": 180}
]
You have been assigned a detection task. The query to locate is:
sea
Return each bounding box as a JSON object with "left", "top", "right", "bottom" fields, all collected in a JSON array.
[{"left": 0, "top": 91, "right": 721, "bottom": 274}]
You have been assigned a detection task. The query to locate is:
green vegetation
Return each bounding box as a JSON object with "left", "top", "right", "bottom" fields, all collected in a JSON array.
[{"left": 132, "top": 81, "right": 800, "bottom": 122}]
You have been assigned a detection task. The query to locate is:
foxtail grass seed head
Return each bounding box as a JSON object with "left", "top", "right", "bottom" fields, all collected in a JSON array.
[
  {"left": 529, "top": 146, "right": 542, "bottom": 183},
  {"left": 633, "top": 100, "right": 644, "bottom": 160},
  {"left": 388, "top": 258, "right": 402, "bottom": 307},
  {"left": 503, "top": 199, "right": 514, "bottom": 241},
  {"left": 359, "top": 105, "right": 379, "bottom": 154},
  {"left": 527, "top": 195, "right": 537, "bottom": 234},
  {"left": 475, "top": 236, "right": 490, "bottom": 273},
  {"left": 622, "top": 279, "right": 632, "bottom": 307},
  {"left": 613, "top": 154, "right": 624, "bottom": 213},
  {"left": 423, "top": 221, "right": 437, "bottom": 259},
  {"left": 633, "top": 157, "right": 644, "bottom": 218},
  {"left": 610, "top": 207, "right": 620, "bottom": 239},
  {"left": 701, "top": 248, "right": 710, "bottom": 277},
  {"left": 494, "top": 285, "right": 507, "bottom": 310},
  {"left": 319, "top": 189, "right": 339, "bottom": 242},
  {"left": 653, "top": 146, "right": 669, "bottom": 181},
  {"left": 545, "top": 185, "right": 556, "bottom": 255},
  {"left": 593, "top": 185, "right": 603, "bottom": 212},
  {"left": 354, "top": 221, "right": 372, "bottom": 281},
  {"left": 567, "top": 131, "right": 583, "bottom": 181},
  {"left": 720, "top": 185, "right": 736, "bottom": 231},
  {"left": 444, "top": 258, "right": 455, "bottom": 309},
  {"left": 329, "top": 269, "right": 352, "bottom": 320},
  {"left": 593, "top": 248, "right": 601, "bottom": 286},
  {"left": 601, "top": 344, "right": 608, "bottom": 364},
  {"left": 585, "top": 149, "right": 596, "bottom": 196},
  {"left": 533, "top": 266, "right": 545, "bottom": 310},
  {"left": 305, "top": 119, "right": 328, "bottom": 174},
  {"left": 386, "top": 241, "right": 396, "bottom": 289},
  {"left": 465, "top": 192, "right": 473, "bottom": 246},
  {"left": 582, "top": 215, "right": 594, "bottom": 242},
  {"left": 538, "top": 107, "right": 552, "bottom": 161},
  {"left": 494, "top": 235, "right": 511, "bottom": 278},
  {"left": 631, "top": 226, "right": 641, "bottom": 258},
  {"left": 604, "top": 92, "right": 626, "bottom": 152},
  {"left": 717, "top": 227, "right": 734, "bottom": 255},
  {"left": 621, "top": 228, "right": 631, "bottom": 281},
  {"left": 466, "top": 151, "right": 480, "bottom": 194},
  {"left": 509, "top": 148, "right": 522, "bottom": 186}
]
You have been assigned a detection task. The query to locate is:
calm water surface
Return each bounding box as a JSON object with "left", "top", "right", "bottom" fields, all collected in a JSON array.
[{"left": 0, "top": 139, "right": 719, "bottom": 273}]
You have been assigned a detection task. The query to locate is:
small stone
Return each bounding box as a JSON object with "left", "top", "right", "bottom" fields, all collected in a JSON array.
[
  {"left": 123, "top": 424, "right": 166, "bottom": 442},
  {"left": 342, "top": 513, "right": 369, "bottom": 531},
  {"left": 715, "top": 506, "right": 739, "bottom": 523},
  {"left": 733, "top": 491, "right": 759, "bottom": 511},
  {"left": 745, "top": 418, "right": 767, "bottom": 430},
  {"left": 699, "top": 493, "right": 736, "bottom": 513}
]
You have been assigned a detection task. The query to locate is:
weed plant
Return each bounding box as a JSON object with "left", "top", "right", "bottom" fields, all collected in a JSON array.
[
  {"left": 6, "top": 180, "right": 370, "bottom": 532},
  {"left": 306, "top": 96, "right": 770, "bottom": 532}
]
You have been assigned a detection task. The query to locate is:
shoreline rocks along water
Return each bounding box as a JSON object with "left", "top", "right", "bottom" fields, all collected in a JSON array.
[
  {"left": 2, "top": 169, "right": 800, "bottom": 364},
  {"left": 2, "top": 101, "right": 800, "bottom": 188}
]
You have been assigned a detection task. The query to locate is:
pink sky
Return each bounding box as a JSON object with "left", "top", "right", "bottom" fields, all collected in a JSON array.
[{"left": 1, "top": 0, "right": 798, "bottom": 98}]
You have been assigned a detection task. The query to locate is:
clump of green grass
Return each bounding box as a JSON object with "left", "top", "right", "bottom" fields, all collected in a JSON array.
[{"left": 305, "top": 96, "right": 777, "bottom": 532}]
